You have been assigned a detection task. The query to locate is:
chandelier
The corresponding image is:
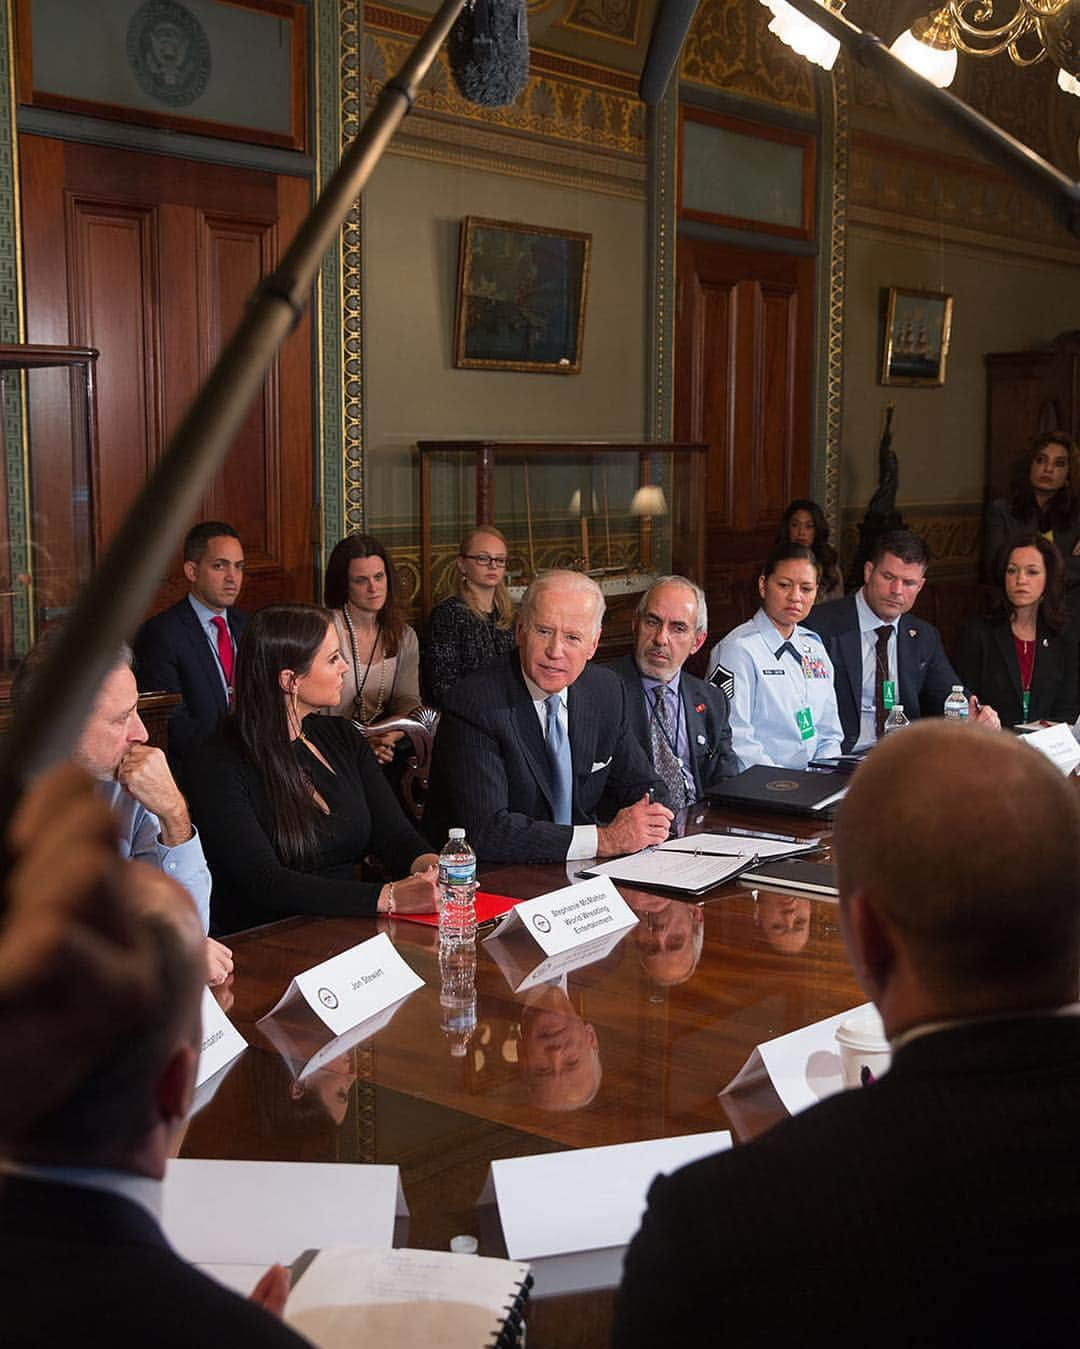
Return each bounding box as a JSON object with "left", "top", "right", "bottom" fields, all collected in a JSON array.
[
  {"left": 890, "top": 1, "right": 1080, "bottom": 94},
  {"left": 758, "top": 0, "right": 1080, "bottom": 95}
]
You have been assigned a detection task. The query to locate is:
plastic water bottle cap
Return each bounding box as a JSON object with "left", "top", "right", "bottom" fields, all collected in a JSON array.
[
  {"left": 449, "top": 827, "right": 465, "bottom": 839},
  {"left": 450, "top": 1234, "right": 479, "bottom": 1254}
]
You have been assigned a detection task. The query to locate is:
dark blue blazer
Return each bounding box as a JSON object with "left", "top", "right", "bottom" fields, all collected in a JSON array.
[
  {"left": 424, "top": 654, "right": 662, "bottom": 863},
  {"left": 0, "top": 1176, "right": 307, "bottom": 1347},
  {"left": 134, "top": 596, "right": 248, "bottom": 784},
  {"left": 615, "top": 1016, "right": 1080, "bottom": 1347},
  {"left": 607, "top": 653, "right": 738, "bottom": 799},
  {"left": 954, "top": 614, "right": 1079, "bottom": 728},
  {"left": 803, "top": 594, "right": 960, "bottom": 751}
]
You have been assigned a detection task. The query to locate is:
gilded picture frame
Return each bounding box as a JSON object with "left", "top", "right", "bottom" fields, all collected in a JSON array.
[
  {"left": 454, "top": 217, "right": 591, "bottom": 375},
  {"left": 880, "top": 287, "right": 954, "bottom": 387}
]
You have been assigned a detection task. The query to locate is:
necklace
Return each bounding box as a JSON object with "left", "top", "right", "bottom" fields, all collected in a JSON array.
[{"left": 343, "top": 603, "right": 388, "bottom": 722}]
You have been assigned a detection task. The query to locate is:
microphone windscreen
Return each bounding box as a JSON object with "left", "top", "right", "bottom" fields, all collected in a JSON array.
[
  {"left": 639, "top": 0, "right": 700, "bottom": 104},
  {"left": 448, "top": 0, "right": 530, "bottom": 108}
]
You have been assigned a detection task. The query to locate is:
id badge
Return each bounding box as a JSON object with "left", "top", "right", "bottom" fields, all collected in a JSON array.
[
  {"left": 882, "top": 679, "right": 896, "bottom": 710},
  {"left": 795, "top": 706, "right": 815, "bottom": 741}
]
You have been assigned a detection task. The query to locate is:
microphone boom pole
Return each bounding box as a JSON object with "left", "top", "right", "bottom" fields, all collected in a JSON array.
[{"left": 0, "top": 0, "right": 469, "bottom": 806}]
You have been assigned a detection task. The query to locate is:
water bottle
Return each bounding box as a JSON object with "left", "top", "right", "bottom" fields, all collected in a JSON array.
[
  {"left": 438, "top": 827, "right": 477, "bottom": 947},
  {"left": 883, "top": 704, "right": 910, "bottom": 736},
  {"left": 439, "top": 940, "right": 477, "bottom": 1058},
  {"left": 944, "top": 685, "right": 969, "bottom": 720}
]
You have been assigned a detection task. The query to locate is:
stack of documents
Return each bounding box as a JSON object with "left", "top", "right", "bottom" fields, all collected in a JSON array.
[{"left": 582, "top": 833, "right": 819, "bottom": 896}]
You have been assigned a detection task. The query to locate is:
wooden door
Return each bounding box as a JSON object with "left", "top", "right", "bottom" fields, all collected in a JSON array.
[
  {"left": 675, "top": 237, "right": 813, "bottom": 646},
  {"left": 19, "top": 134, "right": 313, "bottom": 615}
]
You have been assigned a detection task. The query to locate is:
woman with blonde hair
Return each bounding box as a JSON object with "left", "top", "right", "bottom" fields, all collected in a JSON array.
[{"left": 422, "top": 525, "right": 517, "bottom": 707}]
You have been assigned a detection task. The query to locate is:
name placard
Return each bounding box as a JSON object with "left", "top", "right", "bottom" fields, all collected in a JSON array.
[
  {"left": 195, "top": 986, "right": 247, "bottom": 1088},
  {"left": 265, "top": 931, "right": 423, "bottom": 1037},
  {"left": 487, "top": 876, "right": 635, "bottom": 958}
]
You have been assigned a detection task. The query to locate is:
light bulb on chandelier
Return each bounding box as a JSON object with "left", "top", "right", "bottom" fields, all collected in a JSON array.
[
  {"left": 889, "top": 7, "right": 959, "bottom": 88},
  {"left": 758, "top": 0, "right": 844, "bottom": 71}
]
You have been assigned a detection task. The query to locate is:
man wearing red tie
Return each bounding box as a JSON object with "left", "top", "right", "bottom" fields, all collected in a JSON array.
[{"left": 134, "top": 521, "right": 248, "bottom": 789}]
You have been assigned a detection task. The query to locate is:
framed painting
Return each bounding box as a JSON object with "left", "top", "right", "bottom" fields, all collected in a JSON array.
[
  {"left": 880, "top": 288, "right": 954, "bottom": 387},
  {"left": 15, "top": 0, "right": 307, "bottom": 152},
  {"left": 453, "top": 217, "right": 591, "bottom": 375}
]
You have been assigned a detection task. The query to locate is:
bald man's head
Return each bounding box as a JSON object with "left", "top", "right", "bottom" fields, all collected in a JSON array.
[{"left": 835, "top": 723, "right": 1080, "bottom": 1011}]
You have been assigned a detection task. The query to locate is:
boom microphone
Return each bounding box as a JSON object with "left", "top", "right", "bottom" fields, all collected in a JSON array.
[
  {"left": 639, "top": 0, "right": 701, "bottom": 105},
  {"left": 448, "top": 0, "right": 530, "bottom": 108}
]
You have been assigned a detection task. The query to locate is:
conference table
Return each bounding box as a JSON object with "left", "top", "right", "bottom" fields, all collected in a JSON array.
[{"left": 181, "top": 803, "right": 863, "bottom": 1346}]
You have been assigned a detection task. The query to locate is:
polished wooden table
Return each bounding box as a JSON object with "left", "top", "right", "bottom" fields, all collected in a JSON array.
[{"left": 182, "top": 806, "right": 861, "bottom": 1347}]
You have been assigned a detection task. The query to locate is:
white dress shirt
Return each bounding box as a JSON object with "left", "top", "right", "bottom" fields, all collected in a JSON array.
[
  {"left": 853, "top": 588, "right": 899, "bottom": 752},
  {"left": 522, "top": 672, "right": 599, "bottom": 861}
]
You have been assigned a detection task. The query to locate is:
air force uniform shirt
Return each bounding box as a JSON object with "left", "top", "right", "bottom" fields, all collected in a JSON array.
[{"left": 709, "top": 609, "right": 844, "bottom": 771}]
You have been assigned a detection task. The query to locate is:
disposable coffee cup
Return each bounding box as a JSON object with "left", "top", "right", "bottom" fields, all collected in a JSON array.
[{"left": 834, "top": 1006, "right": 891, "bottom": 1087}]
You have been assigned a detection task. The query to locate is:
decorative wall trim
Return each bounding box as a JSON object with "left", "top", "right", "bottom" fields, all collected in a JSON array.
[
  {"left": 849, "top": 132, "right": 1080, "bottom": 266},
  {"left": 841, "top": 501, "right": 982, "bottom": 581},
  {"left": 680, "top": 0, "right": 815, "bottom": 115},
  {"left": 313, "top": 0, "right": 346, "bottom": 562},
  {"left": 1, "top": 0, "right": 30, "bottom": 653},
  {"left": 363, "top": 6, "right": 646, "bottom": 173},
  {"left": 558, "top": 0, "right": 643, "bottom": 48},
  {"left": 339, "top": 3, "right": 366, "bottom": 538},
  {"left": 819, "top": 59, "right": 848, "bottom": 543},
  {"left": 646, "top": 84, "right": 677, "bottom": 439}
]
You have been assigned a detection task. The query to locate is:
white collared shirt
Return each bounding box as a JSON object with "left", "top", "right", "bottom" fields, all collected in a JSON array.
[
  {"left": 854, "top": 588, "right": 899, "bottom": 752},
  {"left": 188, "top": 592, "right": 234, "bottom": 698},
  {"left": 521, "top": 672, "right": 598, "bottom": 861}
]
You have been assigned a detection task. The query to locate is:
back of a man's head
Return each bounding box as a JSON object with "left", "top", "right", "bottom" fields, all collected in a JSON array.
[
  {"left": 835, "top": 722, "right": 1080, "bottom": 1012},
  {"left": 13, "top": 867, "right": 204, "bottom": 1170}
]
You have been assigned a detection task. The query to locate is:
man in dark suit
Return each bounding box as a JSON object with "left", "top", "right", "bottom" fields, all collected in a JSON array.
[
  {"left": 803, "top": 529, "right": 998, "bottom": 750},
  {"left": 608, "top": 575, "right": 737, "bottom": 804},
  {"left": 134, "top": 521, "right": 248, "bottom": 786},
  {"left": 615, "top": 721, "right": 1080, "bottom": 1346},
  {"left": 425, "top": 571, "right": 672, "bottom": 863},
  {"left": 0, "top": 865, "right": 307, "bottom": 1347}
]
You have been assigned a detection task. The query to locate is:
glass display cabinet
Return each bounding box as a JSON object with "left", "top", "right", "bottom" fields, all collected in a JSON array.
[
  {"left": 416, "top": 440, "right": 706, "bottom": 653},
  {"left": 0, "top": 344, "right": 98, "bottom": 685}
]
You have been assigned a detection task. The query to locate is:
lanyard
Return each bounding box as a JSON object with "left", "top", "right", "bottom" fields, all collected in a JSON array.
[{"left": 646, "top": 683, "right": 684, "bottom": 759}]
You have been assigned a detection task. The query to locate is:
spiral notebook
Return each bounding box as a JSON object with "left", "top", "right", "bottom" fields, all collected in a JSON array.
[{"left": 286, "top": 1246, "right": 532, "bottom": 1348}]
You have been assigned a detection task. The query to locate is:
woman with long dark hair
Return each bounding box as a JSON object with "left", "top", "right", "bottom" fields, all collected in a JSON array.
[
  {"left": 955, "top": 533, "right": 1078, "bottom": 729},
  {"left": 189, "top": 603, "right": 439, "bottom": 935},
  {"left": 422, "top": 524, "right": 517, "bottom": 707},
  {"left": 984, "top": 432, "right": 1080, "bottom": 594},
  {"left": 775, "top": 500, "right": 843, "bottom": 602},
  {"left": 323, "top": 533, "right": 422, "bottom": 766}
]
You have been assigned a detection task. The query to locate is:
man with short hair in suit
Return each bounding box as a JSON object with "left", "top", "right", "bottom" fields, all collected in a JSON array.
[
  {"left": 803, "top": 528, "right": 998, "bottom": 750},
  {"left": 608, "top": 575, "right": 737, "bottom": 806},
  {"left": 615, "top": 721, "right": 1080, "bottom": 1345},
  {"left": 424, "top": 570, "right": 672, "bottom": 863},
  {"left": 0, "top": 866, "right": 308, "bottom": 1347},
  {"left": 134, "top": 521, "right": 248, "bottom": 785}
]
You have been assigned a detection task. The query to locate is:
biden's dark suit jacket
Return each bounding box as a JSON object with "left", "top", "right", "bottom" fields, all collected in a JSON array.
[
  {"left": 803, "top": 594, "right": 960, "bottom": 751},
  {"left": 607, "top": 653, "right": 738, "bottom": 799},
  {"left": 0, "top": 1175, "right": 308, "bottom": 1347},
  {"left": 954, "top": 614, "right": 1079, "bottom": 729},
  {"left": 134, "top": 596, "right": 248, "bottom": 786},
  {"left": 615, "top": 1016, "right": 1080, "bottom": 1348},
  {"left": 424, "top": 654, "right": 661, "bottom": 863}
]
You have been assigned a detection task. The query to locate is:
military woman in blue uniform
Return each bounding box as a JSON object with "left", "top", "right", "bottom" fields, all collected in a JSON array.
[{"left": 709, "top": 544, "right": 844, "bottom": 770}]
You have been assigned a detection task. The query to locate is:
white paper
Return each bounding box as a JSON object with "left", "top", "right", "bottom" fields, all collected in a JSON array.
[
  {"left": 1022, "top": 721, "right": 1080, "bottom": 775},
  {"left": 195, "top": 987, "right": 247, "bottom": 1088},
  {"left": 584, "top": 847, "right": 752, "bottom": 894},
  {"left": 486, "top": 1132, "right": 730, "bottom": 1261},
  {"left": 162, "top": 1159, "right": 404, "bottom": 1266},
  {"left": 660, "top": 832, "right": 819, "bottom": 860},
  {"left": 721, "top": 1002, "right": 880, "bottom": 1116},
  {"left": 285, "top": 1247, "right": 531, "bottom": 1346},
  {"left": 266, "top": 931, "right": 423, "bottom": 1036},
  {"left": 492, "top": 876, "right": 636, "bottom": 957}
]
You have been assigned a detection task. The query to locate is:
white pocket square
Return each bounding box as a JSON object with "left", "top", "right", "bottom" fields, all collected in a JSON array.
[{"left": 590, "top": 757, "right": 612, "bottom": 772}]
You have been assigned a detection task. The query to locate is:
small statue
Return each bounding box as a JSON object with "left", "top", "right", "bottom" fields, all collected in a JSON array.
[{"left": 846, "top": 404, "right": 908, "bottom": 591}]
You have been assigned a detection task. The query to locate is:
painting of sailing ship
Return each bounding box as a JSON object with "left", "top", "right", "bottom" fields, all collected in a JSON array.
[{"left": 880, "top": 288, "right": 953, "bottom": 387}]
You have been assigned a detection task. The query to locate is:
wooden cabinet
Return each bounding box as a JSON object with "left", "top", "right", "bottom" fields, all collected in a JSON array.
[{"left": 985, "top": 332, "right": 1080, "bottom": 504}]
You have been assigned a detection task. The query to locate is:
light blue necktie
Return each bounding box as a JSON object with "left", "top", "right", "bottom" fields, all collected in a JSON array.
[{"left": 545, "top": 693, "right": 573, "bottom": 825}]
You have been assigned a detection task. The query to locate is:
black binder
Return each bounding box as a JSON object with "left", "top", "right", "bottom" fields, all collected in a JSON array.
[{"left": 708, "top": 766, "right": 848, "bottom": 817}]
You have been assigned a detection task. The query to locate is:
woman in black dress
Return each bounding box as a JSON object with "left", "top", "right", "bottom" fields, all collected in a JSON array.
[
  {"left": 775, "top": 500, "right": 843, "bottom": 603},
  {"left": 984, "top": 431, "right": 1080, "bottom": 597},
  {"left": 422, "top": 525, "right": 517, "bottom": 707},
  {"left": 955, "top": 533, "right": 1078, "bottom": 730},
  {"left": 189, "top": 603, "right": 439, "bottom": 935}
]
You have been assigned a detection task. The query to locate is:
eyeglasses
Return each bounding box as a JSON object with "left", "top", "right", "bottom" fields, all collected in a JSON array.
[{"left": 463, "top": 553, "right": 508, "bottom": 568}]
